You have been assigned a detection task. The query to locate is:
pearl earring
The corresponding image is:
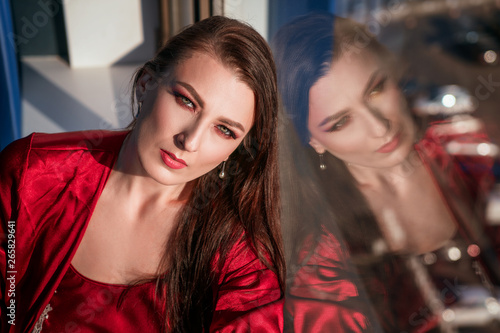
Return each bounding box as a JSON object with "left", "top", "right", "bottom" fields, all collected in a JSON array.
[
  {"left": 319, "top": 154, "right": 326, "bottom": 170},
  {"left": 219, "top": 161, "right": 226, "bottom": 179}
]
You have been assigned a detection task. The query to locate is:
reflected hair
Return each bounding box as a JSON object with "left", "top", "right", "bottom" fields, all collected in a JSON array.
[
  {"left": 273, "top": 13, "right": 388, "bottom": 329},
  {"left": 129, "top": 16, "right": 284, "bottom": 332}
]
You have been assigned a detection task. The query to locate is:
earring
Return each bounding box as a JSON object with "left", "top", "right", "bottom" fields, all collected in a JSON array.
[
  {"left": 135, "top": 101, "right": 143, "bottom": 118},
  {"left": 319, "top": 154, "right": 326, "bottom": 170},
  {"left": 219, "top": 160, "right": 226, "bottom": 179}
]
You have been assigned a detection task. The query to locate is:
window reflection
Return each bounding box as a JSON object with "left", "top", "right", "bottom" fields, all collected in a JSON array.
[{"left": 273, "top": 4, "right": 500, "bottom": 331}]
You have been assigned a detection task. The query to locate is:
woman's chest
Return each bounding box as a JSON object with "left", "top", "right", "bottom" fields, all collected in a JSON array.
[
  {"left": 362, "top": 165, "right": 457, "bottom": 254},
  {"left": 70, "top": 193, "right": 178, "bottom": 285}
]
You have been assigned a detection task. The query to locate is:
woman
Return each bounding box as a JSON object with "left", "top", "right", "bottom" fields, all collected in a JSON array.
[
  {"left": 273, "top": 13, "right": 497, "bottom": 332},
  {"left": 0, "top": 16, "right": 285, "bottom": 332}
]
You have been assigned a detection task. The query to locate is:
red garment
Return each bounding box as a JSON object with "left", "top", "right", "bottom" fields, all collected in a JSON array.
[
  {"left": 43, "top": 265, "right": 163, "bottom": 332},
  {"left": 285, "top": 122, "right": 496, "bottom": 333},
  {"left": 285, "top": 228, "right": 373, "bottom": 332},
  {"left": 0, "top": 130, "right": 283, "bottom": 332},
  {"left": 417, "top": 120, "right": 494, "bottom": 208}
]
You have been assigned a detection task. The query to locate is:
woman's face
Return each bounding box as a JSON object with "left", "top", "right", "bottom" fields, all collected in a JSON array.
[
  {"left": 134, "top": 52, "right": 255, "bottom": 186},
  {"left": 307, "top": 51, "right": 416, "bottom": 169}
]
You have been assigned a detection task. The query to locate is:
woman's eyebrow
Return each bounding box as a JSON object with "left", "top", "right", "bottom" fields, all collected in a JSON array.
[
  {"left": 319, "top": 109, "right": 349, "bottom": 127},
  {"left": 219, "top": 118, "right": 245, "bottom": 132},
  {"left": 177, "top": 81, "right": 205, "bottom": 108}
]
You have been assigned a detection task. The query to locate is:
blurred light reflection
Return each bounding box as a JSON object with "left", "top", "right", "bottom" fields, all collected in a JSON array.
[
  {"left": 447, "top": 246, "right": 462, "bottom": 261},
  {"left": 467, "top": 244, "right": 481, "bottom": 257},
  {"left": 442, "top": 308, "right": 456, "bottom": 322},
  {"left": 442, "top": 94, "right": 456, "bottom": 108},
  {"left": 484, "top": 50, "right": 497, "bottom": 64}
]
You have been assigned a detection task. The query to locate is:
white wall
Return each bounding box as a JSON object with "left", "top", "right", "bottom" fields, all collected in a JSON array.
[
  {"left": 213, "top": 0, "right": 269, "bottom": 40},
  {"left": 63, "top": 0, "right": 144, "bottom": 68}
]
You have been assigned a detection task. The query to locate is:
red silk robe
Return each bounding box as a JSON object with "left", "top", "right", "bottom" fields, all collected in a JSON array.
[{"left": 0, "top": 130, "right": 283, "bottom": 332}]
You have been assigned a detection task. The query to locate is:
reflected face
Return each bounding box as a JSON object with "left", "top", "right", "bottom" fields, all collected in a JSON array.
[
  {"left": 308, "top": 51, "right": 416, "bottom": 169},
  {"left": 134, "top": 52, "right": 255, "bottom": 186}
]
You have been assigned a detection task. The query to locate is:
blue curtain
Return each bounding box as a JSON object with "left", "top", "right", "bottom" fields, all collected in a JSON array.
[{"left": 0, "top": 0, "right": 21, "bottom": 150}]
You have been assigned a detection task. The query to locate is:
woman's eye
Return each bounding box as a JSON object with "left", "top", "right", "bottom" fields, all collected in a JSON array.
[
  {"left": 180, "top": 96, "right": 194, "bottom": 108},
  {"left": 174, "top": 92, "right": 195, "bottom": 109},
  {"left": 216, "top": 125, "right": 236, "bottom": 139},
  {"left": 328, "top": 115, "right": 350, "bottom": 132},
  {"left": 369, "top": 77, "right": 386, "bottom": 97}
]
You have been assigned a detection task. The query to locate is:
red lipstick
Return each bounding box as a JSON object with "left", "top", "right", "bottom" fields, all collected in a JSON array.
[
  {"left": 376, "top": 132, "right": 401, "bottom": 154},
  {"left": 160, "top": 150, "right": 187, "bottom": 169}
]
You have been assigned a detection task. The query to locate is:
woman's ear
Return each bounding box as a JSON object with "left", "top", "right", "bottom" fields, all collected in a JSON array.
[
  {"left": 136, "top": 72, "right": 154, "bottom": 102},
  {"left": 309, "top": 137, "right": 326, "bottom": 154}
]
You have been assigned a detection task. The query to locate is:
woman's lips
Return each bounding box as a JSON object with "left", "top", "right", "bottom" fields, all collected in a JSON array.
[
  {"left": 160, "top": 150, "right": 187, "bottom": 169},
  {"left": 376, "top": 132, "right": 401, "bottom": 154}
]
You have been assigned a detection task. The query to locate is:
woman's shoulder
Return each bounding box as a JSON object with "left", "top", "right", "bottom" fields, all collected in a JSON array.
[
  {"left": 418, "top": 119, "right": 495, "bottom": 197},
  {"left": 418, "top": 118, "right": 491, "bottom": 158},
  {"left": 215, "top": 231, "right": 280, "bottom": 286},
  {"left": 294, "top": 226, "right": 350, "bottom": 265},
  {"left": 210, "top": 231, "right": 283, "bottom": 331},
  {"left": 1, "top": 130, "right": 129, "bottom": 158},
  {"left": 0, "top": 133, "right": 33, "bottom": 170},
  {"left": 0, "top": 130, "right": 129, "bottom": 196},
  {"left": 29, "top": 130, "right": 129, "bottom": 152},
  {"left": 218, "top": 232, "right": 262, "bottom": 274}
]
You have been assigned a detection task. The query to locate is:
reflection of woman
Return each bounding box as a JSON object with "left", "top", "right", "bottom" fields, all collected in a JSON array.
[
  {"left": 0, "top": 16, "right": 284, "bottom": 332},
  {"left": 274, "top": 13, "right": 495, "bottom": 332}
]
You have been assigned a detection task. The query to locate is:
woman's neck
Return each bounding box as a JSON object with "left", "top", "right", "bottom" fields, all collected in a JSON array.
[
  {"left": 113, "top": 132, "right": 194, "bottom": 207},
  {"left": 346, "top": 148, "right": 422, "bottom": 191}
]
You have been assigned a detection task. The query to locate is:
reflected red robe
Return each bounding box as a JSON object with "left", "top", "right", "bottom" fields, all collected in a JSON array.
[{"left": 0, "top": 130, "right": 283, "bottom": 332}]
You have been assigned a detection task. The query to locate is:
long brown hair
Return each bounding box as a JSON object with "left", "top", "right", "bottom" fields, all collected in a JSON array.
[{"left": 129, "top": 16, "right": 284, "bottom": 332}]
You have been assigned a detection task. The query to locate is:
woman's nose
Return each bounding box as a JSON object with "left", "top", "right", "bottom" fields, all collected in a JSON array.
[
  {"left": 174, "top": 123, "right": 203, "bottom": 152},
  {"left": 365, "top": 104, "right": 391, "bottom": 137}
]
